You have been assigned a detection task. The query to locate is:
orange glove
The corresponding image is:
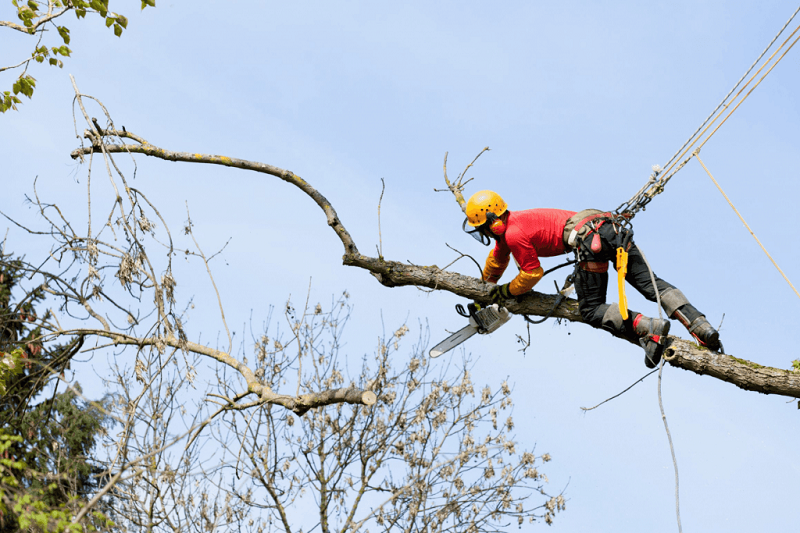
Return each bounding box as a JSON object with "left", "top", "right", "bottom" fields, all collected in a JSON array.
[{"left": 483, "top": 249, "right": 509, "bottom": 283}]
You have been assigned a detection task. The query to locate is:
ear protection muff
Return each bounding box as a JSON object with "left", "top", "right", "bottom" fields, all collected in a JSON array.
[{"left": 485, "top": 212, "right": 506, "bottom": 235}]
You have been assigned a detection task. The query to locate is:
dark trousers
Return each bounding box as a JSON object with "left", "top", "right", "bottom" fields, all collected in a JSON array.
[{"left": 573, "top": 221, "right": 677, "bottom": 336}]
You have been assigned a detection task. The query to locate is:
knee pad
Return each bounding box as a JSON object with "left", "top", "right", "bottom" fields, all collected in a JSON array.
[
  {"left": 659, "top": 288, "right": 689, "bottom": 317},
  {"left": 601, "top": 304, "right": 625, "bottom": 334}
]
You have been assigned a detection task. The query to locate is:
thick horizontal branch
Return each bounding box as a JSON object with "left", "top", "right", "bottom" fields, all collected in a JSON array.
[
  {"left": 344, "top": 254, "right": 800, "bottom": 398},
  {"left": 68, "top": 133, "right": 800, "bottom": 399},
  {"left": 663, "top": 340, "right": 800, "bottom": 398},
  {"left": 290, "top": 387, "right": 377, "bottom": 416},
  {"left": 59, "top": 329, "right": 377, "bottom": 412},
  {"left": 343, "top": 253, "right": 581, "bottom": 320}
]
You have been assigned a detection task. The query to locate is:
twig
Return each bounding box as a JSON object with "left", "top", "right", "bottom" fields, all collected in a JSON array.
[
  {"left": 580, "top": 369, "right": 658, "bottom": 411},
  {"left": 408, "top": 244, "right": 483, "bottom": 294},
  {"left": 437, "top": 149, "right": 489, "bottom": 211},
  {"left": 377, "top": 178, "right": 385, "bottom": 259},
  {"left": 296, "top": 278, "right": 313, "bottom": 397},
  {"left": 185, "top": 203, "right": 232, "bottom": 353},
  {"left": 458, "top": 146, "right": 491, "bottom": 183},
  {"left": 515, "top": 321, "right": 532, "bottom": 354},
  {"left": 444, "top": 243, "right": 484, "bottom": 281}
]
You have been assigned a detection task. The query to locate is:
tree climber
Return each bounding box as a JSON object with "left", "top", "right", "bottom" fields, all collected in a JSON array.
[{"left": 463, "top": 190, "right": 722, "bottom": 367}]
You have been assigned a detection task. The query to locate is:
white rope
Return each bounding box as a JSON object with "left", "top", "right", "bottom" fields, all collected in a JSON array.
[
  {"left": 661, "top": 5, "right": 800, "bottom": 171},
  {"left": 638, "top": 247, "right": 682, "bottom": 533}
]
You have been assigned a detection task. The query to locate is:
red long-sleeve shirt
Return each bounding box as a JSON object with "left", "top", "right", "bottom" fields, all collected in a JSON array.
[{"left": 492, "top": 209, "right": 576, "bottom": 271}]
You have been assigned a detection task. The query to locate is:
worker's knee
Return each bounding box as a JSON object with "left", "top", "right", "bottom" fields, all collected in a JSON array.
[
  {"left": 578, "top": 301, "right": 606, "bottom": 328},
  {"left": 600, "top": 304, "right": 625, "bottom": 334}
]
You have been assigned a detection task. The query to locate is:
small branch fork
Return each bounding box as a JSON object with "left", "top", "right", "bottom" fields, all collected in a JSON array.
[
  {"left": 0, "top": 1, "right": 72, "bottom": 33},
  {"left": 434, "top": 147, "right": 491, "bottom": 212},
  {"left": 68, "top": 119, "right": 800, "bottom": 400}
]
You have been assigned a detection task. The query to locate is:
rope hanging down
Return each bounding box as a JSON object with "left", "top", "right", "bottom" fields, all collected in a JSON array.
[
  {"left": 607, "top": 13, "right": 800, "bottom": 529},
  {"left": 615, "top": 6, "right": 800, "bottom": 220}
]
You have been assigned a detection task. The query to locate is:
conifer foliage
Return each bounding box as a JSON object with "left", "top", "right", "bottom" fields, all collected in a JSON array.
[{"left": 0, "top": 252, "right": 113, "bottom": 532}]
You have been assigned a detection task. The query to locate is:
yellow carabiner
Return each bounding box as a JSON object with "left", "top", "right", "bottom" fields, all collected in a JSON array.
[{"left": 616, "top": 247, "right": 629, "bottom": 320}]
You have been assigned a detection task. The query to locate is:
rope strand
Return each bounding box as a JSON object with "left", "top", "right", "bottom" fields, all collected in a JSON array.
[
  {"left": 617, "top": 10, "right": 800, "bottom": 219},
  {"left": 660, "top": 5, "right": 800, "bottom": 172},
  {"left": 695, "top": 152, "right": 800, "bottom": 301},
  {"left": 638, "top": 247, "right": 682, "bottom": 533}
]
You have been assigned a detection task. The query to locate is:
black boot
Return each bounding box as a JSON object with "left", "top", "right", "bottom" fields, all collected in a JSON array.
[
  {"left": 677, "top": 313, "right": 721, "bottom": 351},
  {"left": 633, "top": 314, "right": 671, "bottom": 368},
  {"left": 660, "top": 289, "right": 722, "bottom": 352}
]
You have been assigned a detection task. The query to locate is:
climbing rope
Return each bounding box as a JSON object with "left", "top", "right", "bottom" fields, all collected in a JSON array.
[
  {"left": 638, "top": 247, "right": 682, "bottom": 533},
  {"left": 615, "top": 7, "right": 800, "bottom": 220},
  {"left": 588, "top": 11, "right": 800, "bottom": 533},
  {"left": 660, "top": 5, "right": 800, "bottom": 173},
  {"left": 694, "top": 151, "right": 800, "bottom": 301}
]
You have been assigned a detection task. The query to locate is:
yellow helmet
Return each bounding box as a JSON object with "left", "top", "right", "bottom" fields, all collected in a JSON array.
[{"left": 466, "top": 190, "right": 507, "bottom": 227}]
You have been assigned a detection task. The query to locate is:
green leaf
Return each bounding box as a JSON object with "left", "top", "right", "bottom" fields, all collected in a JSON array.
[
  {"left": 48, "top": 58, "right": 57, "bottom": 66},
  {"left": 105, "top": 16, "right": 114, "bottom": 27},
  {"left": 57, "top": 26, "right": 71, "bottom": 44},
  {"left": 117, "top": 14, "right": 128, "bottom": 28},
  {"left": 59, "top": 46, "right": 71, "bottom": 57},
  {"left": 113, "top": 22, "right": 122, "bottom": 37},
  {"left": 75, "top": 7, "right": 86, "bottom": 18},
  {"left": 12, "top": 81, "right": 21, "bottom": 95}
]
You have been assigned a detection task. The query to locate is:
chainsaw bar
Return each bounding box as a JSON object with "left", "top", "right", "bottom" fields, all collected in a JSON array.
[
  {"left": 429, "top": 325, "right": 479, "bottom": 358},
  {"left": 429, "top": 304, "right": 511, "bottom": 358}
]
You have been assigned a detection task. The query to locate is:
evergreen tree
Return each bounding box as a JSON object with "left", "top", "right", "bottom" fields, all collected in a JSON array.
[{"left": 0, "top": 251, "right": 114, "bottom": 532}]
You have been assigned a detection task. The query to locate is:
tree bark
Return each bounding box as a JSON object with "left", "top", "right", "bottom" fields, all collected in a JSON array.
[{"left": 71, "top": 135, "right": 800, "bottom": 400}]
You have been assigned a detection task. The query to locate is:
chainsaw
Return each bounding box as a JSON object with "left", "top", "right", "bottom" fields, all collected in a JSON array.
[{"left": 429, "top": 303, "right": 511, "bottom": 358}]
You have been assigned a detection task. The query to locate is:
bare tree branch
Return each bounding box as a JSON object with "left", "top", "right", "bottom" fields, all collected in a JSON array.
[{"left": 68, "top": 130, "right": 800, "bottom": 399}]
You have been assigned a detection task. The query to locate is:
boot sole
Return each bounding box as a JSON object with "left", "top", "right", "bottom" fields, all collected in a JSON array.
[{"left": 644, "top": 319, "right": 671, "bottom": 368}]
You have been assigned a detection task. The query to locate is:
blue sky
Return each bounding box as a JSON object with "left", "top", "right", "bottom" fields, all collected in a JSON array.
[{"left": 3, "top": 1, "right": 800, "bottom": 531}]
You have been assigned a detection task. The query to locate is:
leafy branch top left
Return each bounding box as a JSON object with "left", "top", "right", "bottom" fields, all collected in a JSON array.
[{"left": 1, "top": 0, "right": 155, "bottom": 113}]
